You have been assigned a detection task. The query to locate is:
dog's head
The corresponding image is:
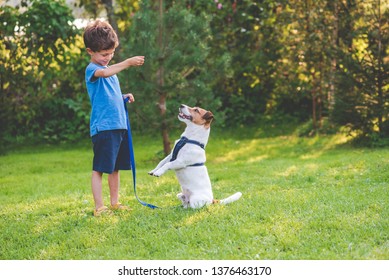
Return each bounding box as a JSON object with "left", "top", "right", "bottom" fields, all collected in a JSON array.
[{"left": 178, "top": 104, "right": 214, "bottom": 128}]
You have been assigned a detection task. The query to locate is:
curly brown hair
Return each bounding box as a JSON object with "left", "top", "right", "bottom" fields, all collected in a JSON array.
[{"left": 83, "top": 20, "right": 119, "bottom": 52}]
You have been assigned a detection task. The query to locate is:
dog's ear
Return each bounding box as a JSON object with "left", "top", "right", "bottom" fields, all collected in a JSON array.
[{"left": 203, "top": 111, "right": 214, "bottom": 128}]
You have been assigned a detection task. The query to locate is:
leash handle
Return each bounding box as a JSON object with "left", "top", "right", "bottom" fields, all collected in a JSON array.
[{"left": 124, "top": 97, "right": 159, "bottom": 209}]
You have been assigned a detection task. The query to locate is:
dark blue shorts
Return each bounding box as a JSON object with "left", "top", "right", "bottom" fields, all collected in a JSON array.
[{"left": 91, "top": 129, "right": 131, "bottom": 174}]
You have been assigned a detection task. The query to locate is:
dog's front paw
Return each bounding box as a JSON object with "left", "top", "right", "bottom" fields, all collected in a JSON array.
[
  {"left": 152, "top": 169, "right": 164, "bottom": 177},
  {"left": 148, "top": 168, "right": 163, "bottom": 177},
  {"left": 148, "top": 168, "right": 158, "bottom": 176}
]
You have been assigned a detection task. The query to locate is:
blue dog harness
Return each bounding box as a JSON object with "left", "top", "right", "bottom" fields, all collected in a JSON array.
[{"left": 170, "top": 136, "right": 205, "bottom": 167}]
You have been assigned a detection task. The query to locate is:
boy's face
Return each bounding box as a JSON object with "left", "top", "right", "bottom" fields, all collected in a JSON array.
[{"left": 87, "top": 48, "right": 115, "bottom": 67}]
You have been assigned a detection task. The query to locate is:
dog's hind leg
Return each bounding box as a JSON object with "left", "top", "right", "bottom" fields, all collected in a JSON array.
[
  {"left": 177, "top": 193, "right": 190, "bottom": 208},
  {"left": 189, "top": 195, "right": 212, "bottom": 209}
]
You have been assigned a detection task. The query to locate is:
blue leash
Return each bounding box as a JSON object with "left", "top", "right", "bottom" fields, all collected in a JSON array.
[{"left": 124, "top": 98, "right": 159, "bottom": 209}]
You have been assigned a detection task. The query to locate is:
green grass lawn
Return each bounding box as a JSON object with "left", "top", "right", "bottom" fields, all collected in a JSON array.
[{"left": 1, "top": 126, "right": 388, "bottom": 260}]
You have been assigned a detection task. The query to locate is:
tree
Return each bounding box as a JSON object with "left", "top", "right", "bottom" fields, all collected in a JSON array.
[
  {"left": 193, "top": 0, "right": 284, "bottom": 125},
  {"left": 277, "top": 0, "right": 338, "bottom": 133},
  {"left": 332, "top": 0, "right": 389, "bottom": 142},
  {"left": 121, "top": 0, "right": 222, "bottom": 154}
]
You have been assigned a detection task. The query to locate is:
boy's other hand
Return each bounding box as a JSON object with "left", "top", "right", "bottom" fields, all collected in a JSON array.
[
  {"left": 127, "top": 56, "right": 145, "bottom": 67},
  {"left": 123, "top": 93, "right": 135, "bottom": 103}
]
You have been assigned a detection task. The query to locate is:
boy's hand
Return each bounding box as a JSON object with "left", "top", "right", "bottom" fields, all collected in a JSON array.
[
  {"left": 127, "top": 56, "right": 145, "bottom": 67},
  {"left": 123, "top": 93, "right": 135, "bottom": 103}
]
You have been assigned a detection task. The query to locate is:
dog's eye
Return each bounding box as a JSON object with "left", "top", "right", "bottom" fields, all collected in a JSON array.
[{"left": 194, "top": 108, "right": 199, "bottom": 113}]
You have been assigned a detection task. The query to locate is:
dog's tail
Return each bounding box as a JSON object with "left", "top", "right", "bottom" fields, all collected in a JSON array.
[{"left": 213, "top": 192, "right": 242, "bottom": 205}]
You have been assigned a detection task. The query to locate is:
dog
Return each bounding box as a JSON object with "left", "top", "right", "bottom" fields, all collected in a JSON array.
[{"left": 148, "top": 104, "right": 242, "bottom": 209}]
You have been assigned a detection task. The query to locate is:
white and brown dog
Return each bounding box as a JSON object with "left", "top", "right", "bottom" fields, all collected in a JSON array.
[{"left": 149, "top": 104, "right": 242, "bottom": 209}]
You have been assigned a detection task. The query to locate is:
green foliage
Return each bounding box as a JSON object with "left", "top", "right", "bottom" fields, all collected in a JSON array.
[
  {"left": 1, "top": 128, "right": 389, "bottom": 259},
  {"left": 21, "top": 0, "right": 79, "bottom": 65},
  {"left": 0, "top": 0, "right": 89, "bottom": 149}
]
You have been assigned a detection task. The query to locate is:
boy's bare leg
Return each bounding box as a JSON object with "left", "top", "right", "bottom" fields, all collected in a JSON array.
[
  {"left": 91, "top": 171, "right": 104, "bottom": 209},
  {"left": 108, "top": 170, "right": 120, "bottom": 206}
]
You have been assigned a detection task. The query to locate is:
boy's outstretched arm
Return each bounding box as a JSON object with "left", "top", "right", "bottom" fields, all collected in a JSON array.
[{"left": 95, "top": 56, "right": 145, "bottom": 78}]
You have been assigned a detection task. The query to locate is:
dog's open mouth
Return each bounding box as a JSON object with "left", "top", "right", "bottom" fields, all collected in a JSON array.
[{"left": 178, "top": 109, "right": 192, "bottom": 121}]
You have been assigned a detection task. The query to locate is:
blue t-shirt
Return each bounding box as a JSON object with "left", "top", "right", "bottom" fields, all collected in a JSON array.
[{"left": 85, "top": 63, "right": 127, "bottom": 136}]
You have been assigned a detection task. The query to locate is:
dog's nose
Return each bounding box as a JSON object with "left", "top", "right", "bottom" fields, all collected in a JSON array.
[{"left": 180, "top": 104, "right": 185, "bottom": 109}]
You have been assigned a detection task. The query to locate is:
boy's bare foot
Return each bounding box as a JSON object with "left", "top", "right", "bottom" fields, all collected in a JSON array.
[
  {"left": 111, "top": 202, "right": 132, "bottom": 211},
  {"left": 93, "top": 206, "right": 112, "bottom": 217}
]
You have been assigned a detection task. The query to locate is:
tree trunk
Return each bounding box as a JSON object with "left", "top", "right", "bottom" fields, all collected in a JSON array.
[
  {"left": 318, "top": 61, "right": 323, "bottom": 129},
  {"left": 376, "top": 0, "right": 384, "bottom": 134},
  {"left": 305, "top": 0, "right": 317, "bottom": 134},
  {"left": 328, "top": 1, "right": 339, "bottom": 114},
  {"left": 157, "top": 0, "right": 171, "bottom": 155},
  {"left": 311, "top": 75, "right": 317, "bottom": 134}
]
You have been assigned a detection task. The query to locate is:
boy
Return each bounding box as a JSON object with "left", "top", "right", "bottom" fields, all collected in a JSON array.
[{"left": 83, "top": 20, "right": 145, "bottom": 216}]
